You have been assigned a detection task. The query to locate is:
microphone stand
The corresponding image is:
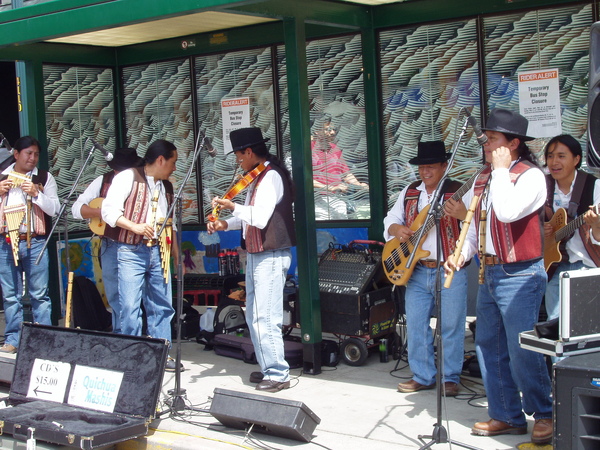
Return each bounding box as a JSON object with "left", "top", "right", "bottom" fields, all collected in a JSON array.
[
  {"left": 405, "top": 112, "right": 482, "bottom": 450},
  {"left": 35, "top": 138, "right": 98, "bottom": 266},
  {"left": 35, "top": 139, "right": 100, "bottom": 326},
  {"left": 157, "top": 132, "right": 207, "bottom": 416}
]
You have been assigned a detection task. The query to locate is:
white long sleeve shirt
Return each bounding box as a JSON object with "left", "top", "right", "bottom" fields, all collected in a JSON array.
[
  {"left": 383, "top": 181, "right": 449, "bottom": 261},
  {"left": 225, "top": 162, "right": 283, "bottom": 237},
  {"left": 548, "top": 171, "right": 600, "bottom": 266},
  {"left": 102, "top": 169, "right": 173, "bottom": 236},
  {"left": 461, "top": 162, "right": 546, "bottom": 261},
  {"left": 71, "top": 175, "right": 103, "bottom": 220},
  {"left": 2, "top": 164, "right": 59, "bottom": 233}
]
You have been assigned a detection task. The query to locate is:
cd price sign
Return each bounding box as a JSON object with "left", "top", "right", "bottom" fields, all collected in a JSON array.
[{"left": 28, "top": 359, "right": 72, "bottom": 402}]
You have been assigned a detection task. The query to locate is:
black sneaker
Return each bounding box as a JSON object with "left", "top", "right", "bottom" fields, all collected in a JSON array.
[
  {"left": 249, "top": 371, "right": 264, "bottom": 383},
  {"left": 165, "top": 357, "right": 184, "bottom": 372}
]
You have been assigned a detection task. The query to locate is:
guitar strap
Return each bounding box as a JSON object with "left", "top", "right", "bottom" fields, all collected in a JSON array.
[
  {"left": 560, "top": 171, "right": 587, "bottom": 265},
  {"left": 568, "top": 171, "right": 587, "bottom": 218}
]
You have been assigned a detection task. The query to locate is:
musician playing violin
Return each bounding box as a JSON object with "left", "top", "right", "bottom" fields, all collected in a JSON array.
[
  {"left": 207, "top": 127, "right": 295, "bottom": 393},
  {"left": 542, "top": 134, "right": 600, "bottom": 324},
  {"left": 383, "top": 140, "right": 469, "bottom": 398},
  {"left": 0, "top": 136, "right": 59, "bottom": 354}
]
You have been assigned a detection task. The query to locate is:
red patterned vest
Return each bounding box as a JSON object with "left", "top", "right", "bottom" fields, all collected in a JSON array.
[
  {"left": 473, "top": 161, "right": 544, "bottom": 263},
  {"left": 403, "top": 179, "right": 462, "bottom": 261},
  {"left": 104, "top": 167, "right": 173, "bottom": 245}
]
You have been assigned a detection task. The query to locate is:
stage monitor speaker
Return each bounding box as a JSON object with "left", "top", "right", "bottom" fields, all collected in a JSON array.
[
  {"left": 554, "top": 351, "right": 600, "bottom": 449},
  {"left": 209, "top": 388, "right": 320, "bottom": 442},
  {"left": 588, "top": 21, "right": 600, "bottom": 168}
]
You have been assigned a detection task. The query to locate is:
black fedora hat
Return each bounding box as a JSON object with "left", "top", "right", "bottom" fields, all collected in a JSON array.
[
  {"left": 108, "top": 147, "right": 144, "bottom": 171},
  {"left": 230, "top": 127, "right": 270, "bottom": 153},
  {"left": 482, "top": 108, "right": 535, "bottom": 141},
  {"left": 408, "top": 141, "right": 451, "bottom": 165}
]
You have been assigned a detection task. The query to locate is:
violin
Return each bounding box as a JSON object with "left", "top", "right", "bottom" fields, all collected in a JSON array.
[{"left": 207, "top": 163, "right": 267, "bottom": 222}]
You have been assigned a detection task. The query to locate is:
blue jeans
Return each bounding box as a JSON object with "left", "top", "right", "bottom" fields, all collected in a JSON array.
[
  {"left": 0, "top": 236, "right": 52, "bottom": 347},
  {"left": 545, "top": 260, "right": 586, "bottom": 321},
  {"left": 101, "top": 238, "right": 121, "bottom": 333},
  {"left": 476, "top": 259, "right": 552, "bottom": 426},
  {"left": 245, "top": 248, "right": 291, "bottom": 383},
  {"left": 117, "top": 242, "right": 174, "bottom": 345},
  {"left": 405, "top": 264, "right": 468, "bottom": 385}
]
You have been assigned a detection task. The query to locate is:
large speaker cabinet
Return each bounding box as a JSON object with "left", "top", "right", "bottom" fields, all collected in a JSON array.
[
  {"left": 209, "top": 388, "right": 320, "bottom": 442},
  {"left": 554, "top": 352, "right": 600, "bottom": 449}
]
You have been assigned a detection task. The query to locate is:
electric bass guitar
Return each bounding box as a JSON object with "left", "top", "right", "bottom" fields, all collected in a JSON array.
[
  {"left": 382, "top": 166, "right": 486, "bottom": 286},
  {"left": 544, "top": 204, "right": 599, "bottom": 271},
  {"left": 88, "top": 197, "right": 106, "bottom": 236}
]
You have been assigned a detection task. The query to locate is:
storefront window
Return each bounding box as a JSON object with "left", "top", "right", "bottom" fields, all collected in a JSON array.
[
  {"left": 44, "top": 64, "right": 115, "bottom": 232},
  {"left": 122, "top": 59, "right": 196, "bottom": 223},
  {"left": 380, "top": 20, "right": 481, "bottom": 211},
  {"left": 279, "top": 34, "right": 370, "bottom": 221}
]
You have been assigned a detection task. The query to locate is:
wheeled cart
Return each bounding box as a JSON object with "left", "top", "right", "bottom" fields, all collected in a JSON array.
[{"left": 317, "top": 241, "right": 401, "bottom": 365}]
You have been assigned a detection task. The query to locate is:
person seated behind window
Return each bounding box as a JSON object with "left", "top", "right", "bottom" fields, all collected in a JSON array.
[{"left": 311, "top": 118, "right": 368, "bottom": 220}]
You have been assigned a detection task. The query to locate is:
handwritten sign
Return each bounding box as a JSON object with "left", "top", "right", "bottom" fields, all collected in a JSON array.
[
  {"left": 518, "top": 68, "right": 562, "bottom": 138},
  {"left": 67, "top": 365, "right": 124, "bottom": 413},
  {"left": 27, "top": 359, "right": 71, "bottom": 402},
  {"left": 221, "top": 97, "right": 250, "bottom": 154}
]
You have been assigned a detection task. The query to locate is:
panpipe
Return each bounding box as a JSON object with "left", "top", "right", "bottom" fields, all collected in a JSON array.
[
  {"left": 158, "top": 218, "right": 173, "bottom": 282},
  {"left": 147, "top": 190, "right": 159, "bottom": 247},
  {"left": 7, "top": 171, "right": 31, "bottom": 187},
  {"left": 4, "top": 203, "right": 26, "bottom": 265}
]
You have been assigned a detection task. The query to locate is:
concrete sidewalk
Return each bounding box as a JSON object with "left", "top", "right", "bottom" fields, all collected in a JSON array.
[
  {"left": 125, "top": 327, "right": 545, "bottom": 450},
  {"left": 0, "top": 323, "right": 550, "bottom": 449}
]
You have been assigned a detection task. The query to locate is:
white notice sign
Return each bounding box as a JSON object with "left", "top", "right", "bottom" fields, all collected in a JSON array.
[
  {"left": 518, "top": 68, "right": 562, "bottom": 138},
  {"left": 222, "top": 97, "right": 250, "bottom": 155},
  {"left": 67, "top": 365, "right": 124, "bottom": 413},
  {"left": 27, "top": 359, "right": 71, "bottom": 402}
]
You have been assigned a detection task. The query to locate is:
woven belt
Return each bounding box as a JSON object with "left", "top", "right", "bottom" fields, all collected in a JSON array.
[
  {"left": 483, "top": 254, "right": 504, "bottom": 266},
  {"left": 1, "top": 233, "right": 38, "bottom": 241},
  {"left": 419, "top": 259, "right": 440, "bottom": 269}
]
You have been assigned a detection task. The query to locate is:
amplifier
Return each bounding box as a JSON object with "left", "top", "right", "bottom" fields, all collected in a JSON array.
[
  {"left": 320, "top": 285, "right": 397, "bottom": 337},
  {"left": 318, "top": 247, "right": 383, "bottom": 295}
]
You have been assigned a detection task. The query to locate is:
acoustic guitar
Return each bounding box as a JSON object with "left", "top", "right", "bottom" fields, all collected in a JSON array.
[
  {"left": 544, "top": 204, "right": 599, "bottom": 271},
  {"left": 382, "top": 166, "right": 485, "bottom": 286},
  {"left": 88, "top": 197, "right": 106, "bottom": 236}
]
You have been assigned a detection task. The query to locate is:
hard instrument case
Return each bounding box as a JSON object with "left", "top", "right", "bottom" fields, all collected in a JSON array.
[
  {"left": 0, "top": 323, "right": 168, "bottom": 449},
  {"left": 520, "top": 268, "right": 600, "bottom": 357}
]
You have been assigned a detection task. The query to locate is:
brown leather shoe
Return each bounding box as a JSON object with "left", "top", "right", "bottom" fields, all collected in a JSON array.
[
  {"left": 471, "top": 419, "right": 527, "bottom": 436},
  {"left": 255, "top": 380, "right": 290, "bottom": 393},
  {"left": 397, "top": 379, "right": 435, "bottom": 393},
  {"left": 531, "top": 418, "right": 552, "bottom": 445},
  {"left": 444, "top": 382, "right": 459, "bottom": 397}
]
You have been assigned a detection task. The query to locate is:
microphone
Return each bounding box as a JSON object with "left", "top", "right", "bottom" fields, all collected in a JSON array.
[
  {"left": 465, "top": 112, "right": 488, "bottom": 146},
  {"left": 91, "top": 139, "right": 113, "bottom": 161},
  {"left": 0, "top": 133, "right": 11, "bottom": 151},
  {"left": 205, "top": 137, "right": 216, "bottom": 157}
]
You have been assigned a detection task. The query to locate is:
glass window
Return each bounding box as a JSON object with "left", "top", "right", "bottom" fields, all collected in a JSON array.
[
  {"left": 44, "top": 64, "right": 115, "bottom": 232},
  {"left": 195, "top": 47, "right": 277, "bottom": 223},
  {"left": 483, "top": 4, "right": 594, "bottom": 167},
  {"left": 380, "top": 20, "right": 481, "bottom": 211},
  {"left": 279, "top": 34, "right": 369, "bottom": 222},
  {"left": 122, "top": 59, "right": 196, "bottom": 223}
]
